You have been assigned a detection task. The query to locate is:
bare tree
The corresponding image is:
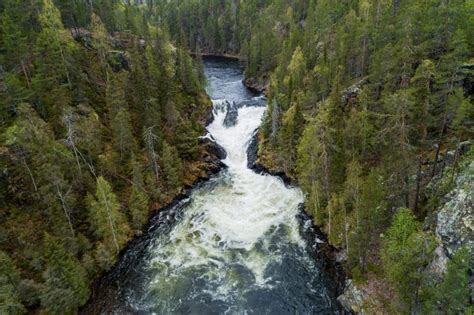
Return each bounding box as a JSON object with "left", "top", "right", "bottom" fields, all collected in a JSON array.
[{"left": 143, "top": 126, "right": 160, "bottom": 182}]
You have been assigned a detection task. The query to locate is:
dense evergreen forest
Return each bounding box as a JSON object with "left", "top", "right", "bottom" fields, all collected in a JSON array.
[
  {"left": 0, "top": 1, "right": 218, "bottom": 313},
  {"left": 1, "top": 0, "right": 473, "bottom": 314}
]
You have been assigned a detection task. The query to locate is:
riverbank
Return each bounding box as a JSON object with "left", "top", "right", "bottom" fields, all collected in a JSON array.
[
  {"left": 80, "top": 167, "right": 225, "bottom": 314},
  {"left": 247, "top": 129, "right": 347, "bottom": 305},
  {"left": 81, "top": 96, "right": 226, "bottom": 314},
  {"left": 83, "top": 57, "right": 346, "bottom": 314}
]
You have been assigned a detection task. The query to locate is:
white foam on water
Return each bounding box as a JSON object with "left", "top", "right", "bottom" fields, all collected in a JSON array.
[{"left": 139, "top": 84, "right": 306, "bottom": 312}]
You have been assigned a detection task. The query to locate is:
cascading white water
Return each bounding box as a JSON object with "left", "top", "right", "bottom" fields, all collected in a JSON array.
[{"left": 95, "top": 58, "right": 340, "bottom": 314}]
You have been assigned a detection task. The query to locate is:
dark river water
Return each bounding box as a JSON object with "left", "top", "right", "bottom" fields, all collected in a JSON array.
[{"left": 83, "top": 57, "right": 342, "bottom": 315}]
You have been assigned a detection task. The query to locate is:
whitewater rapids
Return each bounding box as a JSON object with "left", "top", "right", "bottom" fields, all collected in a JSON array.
[{"left": 85, "top": 58, "right": 341, "bottom": 315}]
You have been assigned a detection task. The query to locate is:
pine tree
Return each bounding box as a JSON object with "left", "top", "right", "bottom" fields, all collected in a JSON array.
[
  {"left": 409, "top": 59, "right": 436, "bottom": 212},
  {"left": 297, "top": 119, "right": 325, "bottom": 221},
  {"left": 285, "top": 46, "right": 306, "bottom": 103},
  {"left": 0, "top": 72, "right": 31, "bottom": 125},
  {"left": 0, "top": 0, "right": 32, "bottom": 78},
  {"left": 350, "top": 168, "right": 387, "bottom": 271},
  {"left": 90, "top": 13, "right": 110, "bottom": 82},
  {"left": 106, "top": 72, "right": 129, "bottom": 120},
  {"left": 279, "top": 101, "right": 304, "bottom": 174},
  {"left": 382, "top": 90, "right": 415, "bottom": 208}
]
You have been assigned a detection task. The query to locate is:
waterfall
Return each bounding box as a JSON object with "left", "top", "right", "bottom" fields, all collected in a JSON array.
[{"left": 91, "top": 58, "right": 340, "bottom": 314}]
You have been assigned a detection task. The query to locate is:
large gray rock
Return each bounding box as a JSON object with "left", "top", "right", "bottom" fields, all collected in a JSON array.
[
  {"left": 436, "top": 161, "right": 474, "bottom": 257},
  {"left": 200, "top": 136, "right": 226, "bottom": 160},
  {"left": 223, "top": 101, "right": 238, "bottom": 127},
  {"left": 246, "top": 132, "right": 258, "bottom": 169},
  {"left": 428, "top": 245, "right": 449, "bottom": 275},
  {"left": 340, "top": 78, "right": 368, "bottom": 106},
  {"left": 337, "top": 279, "right": 365, "bottom": 314}
]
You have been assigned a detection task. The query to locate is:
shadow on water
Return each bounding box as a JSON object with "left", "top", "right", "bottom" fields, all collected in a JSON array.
[{"left": 82, "top": 57, "right": 344, "bottom": 315}]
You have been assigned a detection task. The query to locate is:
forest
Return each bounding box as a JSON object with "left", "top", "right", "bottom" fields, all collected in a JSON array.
[
  {"left": 1, "top": 0, "right": 473, "bottom": 314},
  {"left": 0, "top": 0, "right": 218, "bottom": 313}
]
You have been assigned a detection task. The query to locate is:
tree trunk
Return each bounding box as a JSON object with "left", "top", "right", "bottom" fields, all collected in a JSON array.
[
  {"left": 56, "top": 184, "right": 75, "bottom": 237},
  {"left": 23, "top": 157, "right": 38, "bottom": 192},
  {"left": 99, "top": 186, "right": 120, "bottom": 252},
  {"left": 430, "top": 112, "right": 447, "bottom": 180},
  {"left": 413, "top": 158, "right": 422, "bottom": 213}
]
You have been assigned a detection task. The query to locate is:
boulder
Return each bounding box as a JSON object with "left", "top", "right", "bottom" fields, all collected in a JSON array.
[
  {"left": 108, "top": 50, "right": 130, "bottom": 72},
  {"left": 337, "top": 279, "right": 365, "bottom": 314},
  {"left": 223, "top": 101, "right": 239, "bottom": 127},
  {"left": 246, "top": 132, "right": 258, "bottom": 169},
  {"left": 70, "top": 28, "right": 93, "bottom": 49},
  {"left": 243, "top": 77, "right": 266, "bottom": 94},
  {"left": 200, "top": 136, "right": 226, "bottom": 160},
  {"left": 340, "top": 78, "right": 368, "bottom": 107},
  {"left": 428, "top": 245, "right": 449, "bottom": 275}
]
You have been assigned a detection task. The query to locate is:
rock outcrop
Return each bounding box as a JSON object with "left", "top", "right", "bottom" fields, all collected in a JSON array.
[
  {"left": 435, "top": 160, "right": 473, "bottom": 258},
  {"left": 246, "top": 132, "right": 259, "bottom": 169},
  {"left": 340, "top": 77, "right": 368, "bottom": 107},
  {"left": 200, "top": 136, "right": 227, "bottom": 161},
  {"left": 337, "top": 280, "right": 365, "bottom": 314},
  {"left": 223, "top": 101, "right": 239, "bottom": 127},
  {"left": 243, "top": 77, "right": 267, "bottom": 94}
]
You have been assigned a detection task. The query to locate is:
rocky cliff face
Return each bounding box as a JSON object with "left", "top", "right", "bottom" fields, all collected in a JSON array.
[
  {"left": 435, "top": 161, "right": 473, "bottom": 258},
  {"left": 429, "top": 158, "right": 473, "bottom": 278},
  {"left": 338, "top": 151, "right": 474, "bottom": 314}
]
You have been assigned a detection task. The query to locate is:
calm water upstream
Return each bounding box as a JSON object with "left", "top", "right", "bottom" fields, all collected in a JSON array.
[{"left": 84, "top": 58, "right": 341, "bottom": 314}]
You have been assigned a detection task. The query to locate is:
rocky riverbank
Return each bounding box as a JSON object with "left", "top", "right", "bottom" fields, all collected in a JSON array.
[
  {"left": 81, "top": 96, "right": 227, "bottom": 314},
  {"left": 246, "top": 128, "right": 347, "bottom": 312}
]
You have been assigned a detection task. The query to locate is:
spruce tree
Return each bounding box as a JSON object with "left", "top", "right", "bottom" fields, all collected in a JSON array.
[
  {"left": 40, "top": 234, "right": 89, "bottom": 315},
  {"left": 424, "top": 247, "right": 472, "bottom": 314},
  {"left": 87, "top": 176, "right": 129, "bottom": 257},
  {"left": 0, "top": 251, "right": 25, "bottom": 315},
  {"left": 128, "top": 185, "right": 149, "bottom": 232},
  {"left": 381, "top": 208, "right": 435, "bottom": 311},
  {"left": 111, "top": 109, "right": 135, "bottom": 162},
  {"left": 33, "top": 0, "right": 75, "bottom": 125},
  {"left": 162, "top": 142, "right": 183, "bottom": 191}
]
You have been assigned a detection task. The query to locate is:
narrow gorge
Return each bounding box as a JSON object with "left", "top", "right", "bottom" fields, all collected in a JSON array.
[{"left": 84, "top": 58, "right": 342, "bottom": 314}]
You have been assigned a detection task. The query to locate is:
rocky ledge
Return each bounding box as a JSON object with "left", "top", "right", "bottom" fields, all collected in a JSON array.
[{"left": 243, "top": 77, "right": 268, "bottom": 94}]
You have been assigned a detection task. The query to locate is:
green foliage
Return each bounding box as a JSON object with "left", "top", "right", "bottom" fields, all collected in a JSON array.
[
  {"left": 381, "top": 208, "right": 435, "bottom": 311},
  {"left": 128, "top": 185, "right": 149, "bottom": 231},
  {"left": 162, "top": 142, "right": 183, "bottom": 191},
  {"left": 1, "top": 0, "right": 472, "bottom": 313},
  {"left": 0, "top": 1, "right": 209, "bottom": 314},
  {"left": 278, "top": 101, "right": 304, "bottom": 173},
  {"left": 348, "top": 168, "right": 387, "bottom": 271},
  {"left": 423, "top": 247, "right": 472, "bottom": 314},
  {"left": 174, "top": 116, "right": 200, "bottom": 160},
  {"left": 40, "top": 234, "right": 89, "bottom": 315},
  {"left": 87, "top": 176, "right": 130, "bottom": 256},
  {"left": 0, "top": 251, "right": 25, "bottom": 315},
  {"left": 111, "top": 109, "right": 135, "bottom": 162}
]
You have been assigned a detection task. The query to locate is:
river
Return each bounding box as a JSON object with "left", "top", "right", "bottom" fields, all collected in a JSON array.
[{"left": 84, "top": 57, "right": 341, "bottom": 314}]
